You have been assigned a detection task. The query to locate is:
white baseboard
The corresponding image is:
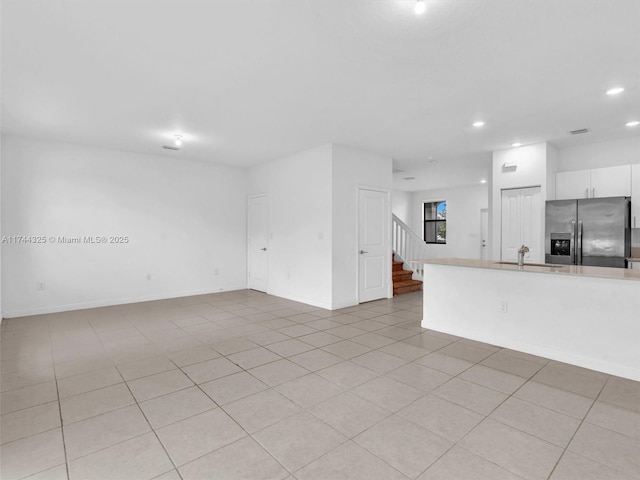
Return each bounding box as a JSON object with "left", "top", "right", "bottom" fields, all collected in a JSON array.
[
  {"left": 265, "top": 289, "right": 333, "bottom": 311},
  {"left": 330, "top": 298, "right": 359, "bottom": 310},
  {"left": 3, "top": 284, "right": 248, "bottom": 318}
]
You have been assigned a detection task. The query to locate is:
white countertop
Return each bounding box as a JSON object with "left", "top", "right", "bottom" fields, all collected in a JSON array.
[{"left": 417, "top": 258, "right": 640, "bottom": 281}]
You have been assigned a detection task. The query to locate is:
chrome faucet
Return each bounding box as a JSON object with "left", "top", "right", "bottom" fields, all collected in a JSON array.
[{"left": 517, "top": 245, "right": 530, "bottom": 266}]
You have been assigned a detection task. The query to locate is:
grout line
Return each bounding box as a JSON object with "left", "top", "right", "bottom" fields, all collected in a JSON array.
[
  {"left": 48, "top": 318, "right": 71, "bottom": 480},
  {"left": 119, "top": 376, "right": 185, "bottom": 480},
  {"left": 544, "top": 376, "right": 610, "bottom": 479}
]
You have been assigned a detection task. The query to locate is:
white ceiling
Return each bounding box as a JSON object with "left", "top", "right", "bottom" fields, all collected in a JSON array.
[{"left": 2, "top": 0, "right": 639, "bottom": 191}]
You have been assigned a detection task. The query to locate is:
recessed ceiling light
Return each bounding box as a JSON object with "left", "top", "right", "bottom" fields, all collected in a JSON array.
[
  {"left": 480, "top": 179, "right": 487, "bottom": 184},
  {"left": 174, "top": 135, "right": 183, "bottom": 147},
  {"left": 414, "top": 0, "right": 427, "bottom": 15},
  {"left": 626, "top": 121, "right": 640, "bottom": 127},
  {"left": 511, "top": 142, "right": 522, "bottom": 147},
  {"left": 606, "top": 87, "right": 624, "bottom": 95},
  {"left": 472, "top": 121, "right": 485, "bottom": 128}
]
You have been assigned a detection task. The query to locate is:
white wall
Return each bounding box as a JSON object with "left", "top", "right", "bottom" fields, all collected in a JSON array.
[
  {"left": 248, "top": 143, "right": 392, "bottom": 310},
  {"left": 491, "top": 142, "right": 556, "bottom": 263},
  {"left": 1, "top": 136, "right": 248, "bottom": 317},
  {"left": 391, "top": 190, "right": 412, "bottom": 225},
  {"left": 409, "top": 184, "right": 488, "bottom": 260},
  {"left": 332, "top": 144, "right": 393, "bottom": 309},
  {"left": 248, "top": 145, "right": 333, "bottom": 309},
  {"left": 0, "top": 136, "right": 3, "bottom": 322},
  {"left": 557, "top": 136, "right": 640, "bottom": 171}
]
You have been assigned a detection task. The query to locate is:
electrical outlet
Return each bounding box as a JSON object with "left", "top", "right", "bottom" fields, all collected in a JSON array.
[
  {"left": 146, "top": 274, "right": 152, "bottom": 281},
  {"left": 500, "top": 300, "right": 508, "bottom": 313},
  {"left": 37, "top": 281, "right": 45, "bottom": 291}
]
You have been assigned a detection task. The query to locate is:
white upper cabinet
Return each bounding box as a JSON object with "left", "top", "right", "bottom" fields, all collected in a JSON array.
[
  {"left": 632, "top": 164, "right": 640, "bottom": 228},
  {"left": 556, "top": 170, "right": 591, "bottom": 199},
  {"left": 556, "top": 165, "right": 631, "bottom": 200},
  {"left": 590, "top": 165, "right": 631, "bottom": 198}
]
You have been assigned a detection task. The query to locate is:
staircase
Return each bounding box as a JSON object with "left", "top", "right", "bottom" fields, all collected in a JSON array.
[
  {"left": 392, "top": 254, "right": 423, "bottom": 295},
  {"left": 392, "top": 214, "right": 428, "bottom": 281},
  {"left": 391, "top": 213, "right": 428, "bottom": 295}
]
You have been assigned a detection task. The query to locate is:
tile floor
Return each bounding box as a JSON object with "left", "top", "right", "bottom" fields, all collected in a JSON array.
[{"left": 1, "top": 290, "right": 639, "bottom": 480}]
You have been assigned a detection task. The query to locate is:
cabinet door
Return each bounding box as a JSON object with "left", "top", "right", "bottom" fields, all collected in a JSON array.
[
  {"left": 556, "top": 170, "right": 590, "bottom": 200},
  {"left": 632, "top": 164, "right": 640, "bottom": 228},
  {"left": 590, "top": 165, "right": 631, "bottom": 198}
]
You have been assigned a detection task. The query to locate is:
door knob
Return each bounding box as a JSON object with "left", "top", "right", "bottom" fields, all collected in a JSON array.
[
  {"left": 260, "top": 247, "right": 267, "bottom": 251},
  {"left": 359, "top": 250, "right": 368, "bottom": 254}
]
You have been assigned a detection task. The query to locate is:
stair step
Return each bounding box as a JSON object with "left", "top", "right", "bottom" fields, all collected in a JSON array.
[
  {"left": 393, "top": 279, "right": 423, "bottom": 295},
  {"left": 392, "top": 270, "right": 414, "bottom": 281},
  {"left": 394, "top": 284, "right": 423, "bottom": 295},
  {"left": 393, "top": 279, "right": 422, "bottom": 288},
  {"left": 392, "top": 261, "right": 404, "bottom": 271},
  {"left": 392, "top": 254, "right": 421, "bottom": 295}
]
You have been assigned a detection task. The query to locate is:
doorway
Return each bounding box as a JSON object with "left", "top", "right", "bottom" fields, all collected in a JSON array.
[
  {"left": 247, "top": 194, "right": 268, "bottom": 292},
  {"left": 358, "top": 188, "right": 390, "bottom": 303}
]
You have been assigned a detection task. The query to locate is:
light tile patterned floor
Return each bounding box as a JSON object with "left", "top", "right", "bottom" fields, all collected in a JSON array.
[{"left": 1, "top": 290, "right": 639, "bottom": 480}]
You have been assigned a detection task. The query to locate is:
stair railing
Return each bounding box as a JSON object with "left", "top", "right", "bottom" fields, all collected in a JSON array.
[{"left": 392, "top": 214, "right": 428, "bottom": 280}]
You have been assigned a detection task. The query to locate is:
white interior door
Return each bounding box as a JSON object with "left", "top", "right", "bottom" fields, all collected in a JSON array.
[
  {"left": 501, "top": 187, "right": 541, "bottom": 263},
  {"left": 358, "top": 188, "right": 389, "bottom": 303},
  {"left": 248, "top": 195, "right": 268, "bottom": 292},
  {"left": 480, "top": 208, "right": 488, "bottom": 260}
]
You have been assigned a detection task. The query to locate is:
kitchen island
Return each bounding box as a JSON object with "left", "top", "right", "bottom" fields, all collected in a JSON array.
[{"left": 419, "top": 258, "right": 640, "bottom": 381}]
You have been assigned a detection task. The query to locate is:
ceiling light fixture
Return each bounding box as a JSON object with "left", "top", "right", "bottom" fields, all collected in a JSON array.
[
  {"left": 414, "top": 0, "right": 427, "bottom": 15},
  {"left": 511, "top": 142, "right": 522, "bottom": 147},
  {"left": 480, "top": 179, "right": 487, "bottom": 184},
  {"left": 626, "top": 121, "right": 640, "bottom": 127},
  {"left": 174, "top": 135, "right": 183, "bottom": 147},
  {"left": 606, "top": 87, "right": 624, "bottom": 95},
  {"left": 473, "top": 121, "right": 485, "bottom": 127}
]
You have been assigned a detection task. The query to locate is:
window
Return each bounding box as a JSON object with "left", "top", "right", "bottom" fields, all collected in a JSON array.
[{"left": 424, "top": 200, "right": 446, "bottom": 244}]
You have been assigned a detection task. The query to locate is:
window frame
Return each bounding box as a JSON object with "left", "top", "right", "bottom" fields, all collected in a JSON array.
[{"left": 423, "top": 200, "right": 447, "bottom": 245}]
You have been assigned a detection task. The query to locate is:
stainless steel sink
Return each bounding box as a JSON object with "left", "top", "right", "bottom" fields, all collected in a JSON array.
[{"left": 494, "top": 261, "right": 565, "bottom": 268}]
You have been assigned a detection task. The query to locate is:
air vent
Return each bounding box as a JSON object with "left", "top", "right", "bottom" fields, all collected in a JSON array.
[
  {"left": 403, "top": 177, "right": 416, "bottom": 181},
  {"left": 569, "top": 128, "right": 590, "bottom": 135},
  {"left": 393, "top": 168, "right": 404, "bottom": 173},
  {"left": 162, "top": 145, "right": 180, "bottom": 151}
]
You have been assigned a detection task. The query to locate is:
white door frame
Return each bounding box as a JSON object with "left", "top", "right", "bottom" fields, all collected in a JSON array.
[
  {"left": 480, "top": 208, "right": 489, "bottom": 260},
  {"left": 247, "top": 194, "right": 268, "bottom": 292},
  {"left": 357, "top": 186, "right": 392, "bottom": 303}
]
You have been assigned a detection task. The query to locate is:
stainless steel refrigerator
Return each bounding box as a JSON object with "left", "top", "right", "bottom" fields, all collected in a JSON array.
[{"left": 545, "top": 197, "right": 630, "bottom": 268}]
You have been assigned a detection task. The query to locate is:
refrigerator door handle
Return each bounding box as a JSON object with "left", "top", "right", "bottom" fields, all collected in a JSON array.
[
  {"left": 577, "top": 220, "right": 583, "bottom": 266},
  {"left": 570, "top": 220, "right": 576, "bottom": 264}
]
